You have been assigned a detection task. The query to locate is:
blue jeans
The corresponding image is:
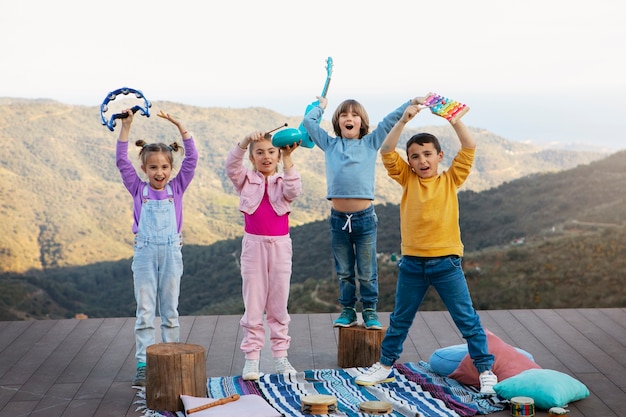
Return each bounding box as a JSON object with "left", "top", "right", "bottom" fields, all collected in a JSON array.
[
  {"left": 329, "top": 205, "right": 378, "bottom": 310},
  {"left": 380, "top": 255, "right": 494, "bottom": 373}
]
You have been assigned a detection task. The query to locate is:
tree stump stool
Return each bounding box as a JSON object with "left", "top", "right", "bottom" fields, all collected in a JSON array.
[
  {"left": 146, "top": 342, "right": 207, "bottom": 412},
  {"left": 337, "top": 325, "right": 387, "bottom": 368}
]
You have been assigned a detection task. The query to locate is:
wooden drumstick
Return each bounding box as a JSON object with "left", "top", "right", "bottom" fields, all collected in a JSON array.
[
  {"left": 186, "top": 394, "right": 240, "bottom": 414},
  {"left": 264, "top": 123, "right": 288, "bottom": 137}
]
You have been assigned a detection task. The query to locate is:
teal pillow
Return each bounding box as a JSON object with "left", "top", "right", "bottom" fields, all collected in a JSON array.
[{"left": 493, "top": 368, "right": 589, "bottom": 410}]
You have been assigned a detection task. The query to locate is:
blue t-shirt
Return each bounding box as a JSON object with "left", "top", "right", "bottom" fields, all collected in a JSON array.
[{"left": 303, "top": 101, "right": 410, "bottom": 200}]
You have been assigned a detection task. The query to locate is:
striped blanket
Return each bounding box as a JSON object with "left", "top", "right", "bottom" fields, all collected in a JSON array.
[{"left": 206, "top": 361, "right": 505, "bottom": 416}]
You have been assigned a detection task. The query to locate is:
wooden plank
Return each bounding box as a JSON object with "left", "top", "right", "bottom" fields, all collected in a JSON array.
[
  {"left": 0, "top": 320, "right": 33, "bottom": 354},
  {"left": 184, "top": 316, "right": 218, "bottom": 347},
  {"left": 78, "top": 318, "right": 135, "bottom": 400},
  {"left": 574, "top": 372, "right": 622, "bottom": 417},
  {"left": 403, "top": 312, "right": 445, "bottom": 363},
  {"left": 309, "top": 313, "right": 338, "bottom": 370},
  {"left": 56, "top": 319, "right": 105, "bottom": 384},
  {"left": 533, "top": 309, "right": 598, "bottom": 373},
  {"left": 503, "top": 309, "right": 573, "bottom": 371},
  {"left": 427, "top": 310, "right": 465, "bottom": 348},
  {"left": 0, "top": 320, "right": 53, "bottom": 379},
  {"left": 30, "top": 382, "right": 81, "bottom": 417},
  {"left": 206, "top": 315, "right": 241, "bottom": 377},
  {"left": 285, "top": 314, "right": 314, "bottom": 371},
  {"left": 0, "top": 309, "right": 624, "bottom": 417},
  {"left": 485, "top": 310, "right": 556, "bottom": 365},
  {"left": 11, "top": 319, "right": 80, "bottom": 401},
  {"left": 556, "top": 309, "right": 626, "bottom": 387},
  {"left": 95, "top": 381, "right": 139, "bottom": 417}
]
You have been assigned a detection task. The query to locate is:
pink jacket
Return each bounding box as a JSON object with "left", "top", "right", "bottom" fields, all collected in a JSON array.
[{"left": 225, "top": 145, "right": 302, "bottom": 216}]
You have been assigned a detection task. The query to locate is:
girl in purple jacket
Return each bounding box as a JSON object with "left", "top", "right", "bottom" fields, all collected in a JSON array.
[
  {"left": 225, "top": 131, "right": 302, "bottom": 380},
  {"left": 116, "top": 109, "right": 198, "bottom": 387}
]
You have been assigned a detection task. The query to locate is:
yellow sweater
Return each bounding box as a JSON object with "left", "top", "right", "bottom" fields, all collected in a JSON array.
[{"left": 382, "top": 148, "right": 475, "bottom": 257}]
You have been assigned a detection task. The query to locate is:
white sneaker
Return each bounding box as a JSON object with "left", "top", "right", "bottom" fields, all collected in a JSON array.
[
  {"left": 355, "top": 363, "right": 395, "bottom": 386},
  {"left": 243, "top": 359, "right": 260, "bottom": 381},
  {"left": 479, "top": 370, "right": 498, "bottom": 395},
  {"left": 274, "top": 357, "right": 297, "bottom": 375}
]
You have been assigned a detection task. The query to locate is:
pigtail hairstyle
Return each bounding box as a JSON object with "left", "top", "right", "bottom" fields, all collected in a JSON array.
[{"left": 135, "top": 140, "right": 184, "bottom": 167}]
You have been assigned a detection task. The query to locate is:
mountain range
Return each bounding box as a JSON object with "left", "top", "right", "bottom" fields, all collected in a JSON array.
[
  {"left": 0, "top": 98, "right": 607, "bottom": 274},
  {"left": 1, "top": 98, "right": 624, "bottom": 320}
]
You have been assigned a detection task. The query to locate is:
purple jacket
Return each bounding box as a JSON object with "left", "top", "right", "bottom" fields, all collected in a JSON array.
[{"left": 116, "top": 137, "right": 198, "bottom": 234}]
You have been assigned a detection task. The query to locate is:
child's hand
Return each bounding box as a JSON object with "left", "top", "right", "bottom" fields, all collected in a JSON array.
[
  {"left": 316, "top": 96, "right": 328, "bottom": 110},
  {"left": 240, "top": 131, "right": 264, "bottom": 149},
  {"left": 401, "top": 105, "right": 421, "bottom": 123},
  {"left": 157, "top": 110, "right": 181, "bottom": 126},
  {"left": 120, "top": 108, "right": 134, "bottom": 128},
  {"left": 281, "top": 140, "right": 301, "bottom": 156},
  {"left": 247, "top": 131, "right": 265, "bottom": 142}
]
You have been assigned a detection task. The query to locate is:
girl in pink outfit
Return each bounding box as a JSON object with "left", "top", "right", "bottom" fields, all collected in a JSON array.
[{"left": 225, "top": 130, "right": 302, "bottom": 380}]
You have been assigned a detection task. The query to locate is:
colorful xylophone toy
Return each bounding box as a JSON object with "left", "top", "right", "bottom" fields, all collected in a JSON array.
[{"left": 421, "top": 92, "right": 469, "bottom": 124}]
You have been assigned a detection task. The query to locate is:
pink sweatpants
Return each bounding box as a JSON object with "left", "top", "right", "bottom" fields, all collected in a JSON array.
[{"left": 239, "top": 232, "right": 292, "bottom": 360}]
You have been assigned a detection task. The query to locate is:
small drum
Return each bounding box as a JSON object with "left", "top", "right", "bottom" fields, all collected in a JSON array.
[
  {"left": 272, "top": 128, "right": 303, "bottom": 148},
  {"left": 510, "top": 396, "right": 535, "bottom": 417},
  {"left": 359, "top": 400, "right": 393, "bottom": 415},
  {"left": 301, "top": 394, "right": 337, "bottom": 414}
]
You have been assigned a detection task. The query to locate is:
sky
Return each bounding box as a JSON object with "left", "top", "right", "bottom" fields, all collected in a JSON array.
[{"left": 2, "top": 0, "right": 624, "bottom": 151}]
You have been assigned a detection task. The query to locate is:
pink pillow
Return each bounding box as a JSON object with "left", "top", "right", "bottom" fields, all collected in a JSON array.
[{"left": 448, "top": 329, "right": 541, "bottom": 387}]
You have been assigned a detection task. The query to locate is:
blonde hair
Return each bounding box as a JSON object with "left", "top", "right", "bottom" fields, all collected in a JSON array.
[{"left": 248, "top": 136, "right": 281, "bottom": 174}]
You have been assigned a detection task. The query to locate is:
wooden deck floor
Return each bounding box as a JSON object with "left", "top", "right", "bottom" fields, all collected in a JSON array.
[{"left": 0, "top": 309, "right": 624, "bottom": 417}]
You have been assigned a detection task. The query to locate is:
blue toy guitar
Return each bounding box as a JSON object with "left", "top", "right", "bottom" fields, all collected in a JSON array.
[
  {"left": 100, "top": 87, "right": 151, "bottom": 132},
  {"left": 297, "top": 57, "right": 333, "bottom": 148}
]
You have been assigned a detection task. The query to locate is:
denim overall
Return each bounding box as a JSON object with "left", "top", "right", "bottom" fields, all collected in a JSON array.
[{"left": 132, "top": 184, "right": 183, "bottom": 364}]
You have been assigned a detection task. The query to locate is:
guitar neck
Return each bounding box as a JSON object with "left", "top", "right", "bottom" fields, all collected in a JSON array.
[
  {"left": 321, "top": 77, "right": 332, "bottom": 98},
  {"left": 320, "top": 57, "right": 333, "bottom": 98}
]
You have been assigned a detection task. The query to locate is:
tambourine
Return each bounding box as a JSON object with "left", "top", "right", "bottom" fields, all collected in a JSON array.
[
  {"left": 100, "top": 87, "right": 151, "bottom": 131},
  {"left": 548, "top": 407, "right": 568, "bottom": 417},
  {"left": 300, "top": 394, "right": 337, "bottom": 414},
  {"left": 359, "top": 400, "right": 393, "bottom": 415}
]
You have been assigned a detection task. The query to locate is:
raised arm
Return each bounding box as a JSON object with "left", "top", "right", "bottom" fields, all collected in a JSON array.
[
  {"left": 117, "top": 108, "right": 134, "bottom": 142},
  {"left": 157, "top": 110, "right": 192, "bottom": 140},
  {"left": 380, "top": 104, "right": 421, "bottom": 154},
  {"left": 450, "top": 120, "right": 476, "bottom": 149}
]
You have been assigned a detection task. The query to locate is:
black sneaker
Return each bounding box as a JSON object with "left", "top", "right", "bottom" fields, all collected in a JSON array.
[{"left": 132, "top": 366, "right": 146, "bottom": 387}]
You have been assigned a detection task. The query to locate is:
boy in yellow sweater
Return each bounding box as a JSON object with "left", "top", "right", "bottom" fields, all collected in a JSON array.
[{"left": 355, "top": 102, "right": 498, "bottom": 395}]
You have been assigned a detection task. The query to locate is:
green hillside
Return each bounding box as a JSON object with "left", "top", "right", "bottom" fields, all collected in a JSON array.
[
  {"left": 1, "top": 150, "right": 624, "bottom": 320},
  {"left": 0, "top": 99, "right": 605, "bottom": 274}
]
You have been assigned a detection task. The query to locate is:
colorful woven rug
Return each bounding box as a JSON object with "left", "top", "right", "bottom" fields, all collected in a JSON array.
[
  {"left": 206, "top": 361, "right": 504, "bottom": 416},
  {"left": 135, "top": 361, "right": 505, "bottom": 416}
]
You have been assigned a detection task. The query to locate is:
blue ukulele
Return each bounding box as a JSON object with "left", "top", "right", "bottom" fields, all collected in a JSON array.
[{"left": 298, "top": 57, "right": 333, "bottom": 148}]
